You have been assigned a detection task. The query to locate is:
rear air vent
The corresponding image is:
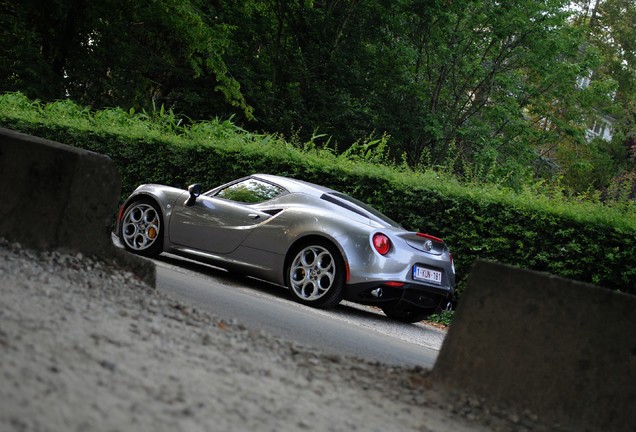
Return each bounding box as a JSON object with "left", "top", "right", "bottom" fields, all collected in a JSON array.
[
  {"left": 320, "top": 193, "right": 367, "bottom": 218},
  {"left": 263, "top": 209, "right": 283, "bottom": 216}
]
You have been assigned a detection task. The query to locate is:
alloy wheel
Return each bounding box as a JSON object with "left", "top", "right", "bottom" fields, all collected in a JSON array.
[
  {"left": 121, "top": 202, "right": 161, "bottom": 252},
  {"left": 289, "top": 245, "right": 337, "bottom": 301}
]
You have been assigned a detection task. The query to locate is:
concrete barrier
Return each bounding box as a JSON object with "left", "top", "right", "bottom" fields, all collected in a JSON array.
[
  {"left": 432, "top": 260, "right": 636, "bottom": 432},
  {"left": 0, "top": 127, "right": 154, "bottom": 286}
]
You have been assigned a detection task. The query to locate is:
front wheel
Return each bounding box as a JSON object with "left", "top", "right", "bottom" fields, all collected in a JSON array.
[
  {"left": 119, "top": 199, "right": 163, "bottom": 257},
  {"left": 381, "top": 302, "right": 436, "bottom": 324},
  {"left": 286, "top": 240, "right": 345, "bottom": 308}
]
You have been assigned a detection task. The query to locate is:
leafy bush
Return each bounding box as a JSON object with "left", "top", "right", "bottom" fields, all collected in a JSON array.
[
  {"left": 1, "top": 92, "right": 635, "bottom": 298},
  {"left": 427, "top": 310, "right": 454, "bottom": 328}
]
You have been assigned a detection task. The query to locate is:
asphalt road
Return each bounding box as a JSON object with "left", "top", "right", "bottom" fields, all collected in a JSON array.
[{"left": 154, "top": 254, "right": 446, "bottom": 368}]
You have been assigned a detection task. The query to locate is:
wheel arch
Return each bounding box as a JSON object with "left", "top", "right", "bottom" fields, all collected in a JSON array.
[
  {"left": 117, "top": 187, "right": 183, "bottom": 237},
  {"left": 122, "top": 190, "right": 172, "bottom": 217},
  {"left": 117, "top": 192, "right": 164, "bottom": 234}
]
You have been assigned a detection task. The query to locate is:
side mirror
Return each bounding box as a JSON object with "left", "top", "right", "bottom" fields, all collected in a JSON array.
[{"left": 185, "top": 183, "right": 202, "bottom": 207}]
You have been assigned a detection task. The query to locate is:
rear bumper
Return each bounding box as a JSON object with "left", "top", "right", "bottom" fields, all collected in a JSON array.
[{"left": 344, "top": 281, "right": 453, "bottom": 310}]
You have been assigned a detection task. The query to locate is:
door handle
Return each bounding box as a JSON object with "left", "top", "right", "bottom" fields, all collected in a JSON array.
[{"left": 248, "top": 213, "right": 260, "bottom": 219}]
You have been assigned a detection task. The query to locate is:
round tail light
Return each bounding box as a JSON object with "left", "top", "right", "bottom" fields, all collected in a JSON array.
[{"left": 372, "top": 233, "right": 391, "bottom": 255}]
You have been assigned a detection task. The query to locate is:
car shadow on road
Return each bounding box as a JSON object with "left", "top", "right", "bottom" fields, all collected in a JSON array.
[
  {"left": 156, "top": 253, "right": 397, "bottom": 324},
  {"left": 157, "top": 252, "right": 285, "bottom": 290}
]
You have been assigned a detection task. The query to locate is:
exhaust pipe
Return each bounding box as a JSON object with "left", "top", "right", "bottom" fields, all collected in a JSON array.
[{"left": 371, "top": 288, "right": 383, "bottom": 298}]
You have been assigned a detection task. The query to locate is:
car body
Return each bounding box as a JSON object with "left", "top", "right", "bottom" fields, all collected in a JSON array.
[{"left": 115, "top": 174, "right": 455, "bottom": 323}]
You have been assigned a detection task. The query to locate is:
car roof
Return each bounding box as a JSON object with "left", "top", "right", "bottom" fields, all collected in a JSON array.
[
  {"left": 252, "top": 173, "right": 337, "bottom": 196},
  {"left": 251, "top": 173, "right": 402, "bottom": 228}
]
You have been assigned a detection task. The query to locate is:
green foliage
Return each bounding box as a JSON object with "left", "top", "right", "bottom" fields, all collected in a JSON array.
[
  {"left": 340, "top": 132, "right": 391, "bottom": 165},
  {"left": 1, "top": 92, "right": 635, "bottom": 300},
  {"left": 427, "top": 310, "right": 454, "bottom": 328},
  {"left": 0, "top": 0, "right": 252, "bottom": 119},
  {"left": 2, "top": 0, "right": 635, "bottom": 197}
]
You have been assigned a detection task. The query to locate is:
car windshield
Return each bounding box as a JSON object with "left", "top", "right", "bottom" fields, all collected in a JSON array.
[{"left": 322, "top": 192, "right": 402, "bottom": 228}]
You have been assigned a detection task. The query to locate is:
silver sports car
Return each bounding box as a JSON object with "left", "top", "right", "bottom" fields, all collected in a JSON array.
[{"left": 116, "top": 174, "right": 455, "bottom": 323}]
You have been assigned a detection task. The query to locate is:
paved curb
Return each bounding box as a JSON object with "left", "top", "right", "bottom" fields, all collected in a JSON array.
[
  {"left": 0, "top": 127, "right": 155, "bottom": 286},
  {"left": 432, "top": 260, "right": 635, "bottom": 432}
]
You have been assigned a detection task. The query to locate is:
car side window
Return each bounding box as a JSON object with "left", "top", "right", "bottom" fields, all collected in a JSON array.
[{"left": 215, "top": 178, "right": 285, "bottom": 203}]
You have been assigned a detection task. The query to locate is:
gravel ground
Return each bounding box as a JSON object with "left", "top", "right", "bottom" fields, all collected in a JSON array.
[{"left": 0, "top": 239, "right": 551, "bottom": 432}]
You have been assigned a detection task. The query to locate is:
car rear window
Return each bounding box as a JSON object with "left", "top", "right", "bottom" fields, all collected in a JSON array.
[{"left": 321, "top": 192, "right": 402, "bottom": 228}]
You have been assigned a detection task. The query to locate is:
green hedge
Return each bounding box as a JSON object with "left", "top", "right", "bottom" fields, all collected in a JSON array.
[{"left": 1, "top": 92, "right": 635, "bottom": 298}]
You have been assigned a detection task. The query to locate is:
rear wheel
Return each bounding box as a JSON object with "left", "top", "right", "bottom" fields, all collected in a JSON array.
[
  {"left": 119, "top": 199, "right": 163, "bottom": 257},
  {"left": 381, "top": 302, "right": 436, "bottom": 324},
  {"left": 286, "top": 240, "right": 345, "bottom": 308}
]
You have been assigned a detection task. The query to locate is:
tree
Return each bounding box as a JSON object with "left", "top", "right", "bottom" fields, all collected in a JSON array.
[
  {"left": 339, "top": 1, "right": 596, "bottom": 187},
  {"left": 216, "top": 0, "right": 379, "bottom": 145},
  {"left": 585, "top": 0, "right": 636, "bottom": 137},
  {"left": 565, "top": 0, "right": 636, "bottom": 194},
  {"left": 0, "top": 0, "right": 251, "bottom": 118},
  {"left": 3, "top": 0, "right": 632, "bottom": 195}
]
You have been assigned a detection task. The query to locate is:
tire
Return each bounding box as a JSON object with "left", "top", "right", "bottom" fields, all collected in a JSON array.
[
  {"left": 285, "top": 239, "right": 345, "bottom": 308},
  {"left": 119, "top": 198, "right": 164, "bottom": 257},
  {"left": 381, "top": 302, "right": 436, "bottom": 324}
]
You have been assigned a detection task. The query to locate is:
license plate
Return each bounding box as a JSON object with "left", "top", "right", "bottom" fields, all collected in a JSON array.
[{"left": 413, "top": 266, "right": 442, "bottom": 284}]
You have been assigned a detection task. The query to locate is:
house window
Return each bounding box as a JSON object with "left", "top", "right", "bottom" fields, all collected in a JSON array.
[{"left": 593, "top": 121, "right": 606, "bottom": 137}]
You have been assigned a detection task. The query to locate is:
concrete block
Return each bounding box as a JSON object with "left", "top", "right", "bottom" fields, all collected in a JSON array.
[
  {"left": 0, "top": 127, "right": 154, "bottom": 286},
  {"left": 432, "top": 260, "right": 636, "bottom": 431}
]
